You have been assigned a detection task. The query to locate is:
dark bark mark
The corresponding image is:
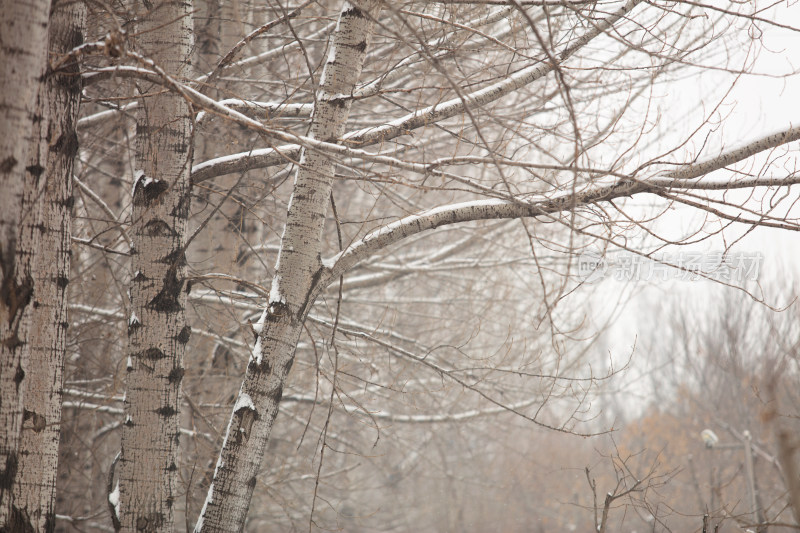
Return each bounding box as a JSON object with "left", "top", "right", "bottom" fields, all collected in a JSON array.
[
  {"left": 266, "top": 383, "right": 284, "bottom": 405},
  {"left": 61, "top": 194, "right": 74, "bottom": 209},
  {"left": 55, "top": 274, "right": 69, "bottom": 289},
  {"left": 266, "top": 302, "right": 290, "bottom": 323},
  {"left": 342, "top": 6, "right": 364, "bottom": 18},
  {"left": 64, "top": 24, "right": 85, "bottom": 49},
  {"left": 7, "top": 506, "right": 35, "bottom": 533},
  {"left": 127, "top": 318, "right": 141, "bottom": 336},
  {"left": 281, "top": 354, "right": 295, "bottom": 379},
  {"left": 147, "top": 269, "right": 184, "bottom": 313},
  {"left": 43, "top": 512, "right": 55, "bottom": 533},
  {"left": 1, "top": 261, "right": 34, "bottom": 336},
  {"left": 135, "top": 511, "right": 164, "bottom": 532},
  {"left": 135, "top": 347, "right": 166, "bottom": 361},
  {"left": 233, "top": 405, "right": 258, "bottom": 445},
  {"left": 132, "top": 270, "right": 148, "bottom": 282},
  {"left": 169, "top": 192, "right": 190, "bottom": 219},
  {"left": 0, "top": 451, "right": 19, "bottom": 490},
  {"left": 328, "top": 97, "right": 347, "bottom": 109},
  {"left": 291, "top": 189, "right": 316, "bottom": 203},
  {"left": 167, "top": 366, "right": 184, "bottom": 385},
  {"left": 54, "top": 68, "right": 82, "bottom": 93},
  {"left": 247, "top": 476, "right": 257, "bottom": 489},
  {"left": 50, "top": 24, "right": 84, "bottom": 91},
  {"left": 0, "top": 331, "right": 25, "bottom": 354},
  {"left": 299, "top": 265, "right": 324, "bottom": 320},
  {"left": 159, "top": 248, "right": 186, "bottom": 267},
  {"left": 14, "top": 361, "right": 25, "bottom": 387},
  {"left": 25, "top": 164, "right": 45, "bottom": 178},
  {"left": 133, "top": 178, "right": 169, "bottom": 206},
  {"left": 155, "top": 405, "right": 176, "bottom": 418},
  {"left": 259, "top": 357, "right": 272, "bottom": 375},
  {"left": 22, "top": 408, "right": 47, "bottom": 432},
  {"left": 50, "top": 131, "right": 78, "bottom": 159},
  {"left": 0, "top": 156, "right": 19, "bottom": 173},
  {"left": 349, "top": 40, "right": 367, "bottom": 52},
  {"left": 172, "top": 140, "right": 189, "bottom": 154},
  {"left": 142, "top": 219, "right": 177, "bottom": 237},
  {"left": 175, "top": 325, "right": 190, "bottom": 344}
]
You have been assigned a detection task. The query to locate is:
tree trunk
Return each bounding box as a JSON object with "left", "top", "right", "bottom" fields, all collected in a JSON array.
[
  {"left": 195, "top": 3, "right": 381, "bottom": 531},
  {"left": 0, "top": 0, "right": 52, "bottom": 528},
  {"left": 116, "top": 1, "right": 193, "bottom": 531},
  {"left": 11, "top": 2, "right": 86, "bottom": 531}
]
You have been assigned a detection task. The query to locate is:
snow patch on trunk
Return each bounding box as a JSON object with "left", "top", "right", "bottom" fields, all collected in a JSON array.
[
  {"left": 251, "top": 335, "right": 263, "bottom": 365},
  {"left": 233, "top": 392, "right": 255, "bottom": 412},
  {"left": 132, "top": 168, "right": 160, "bottom": 195},
  {"left": 213, "top": 455, "right": 224, "bottom": 477},
  {"left": 108, "top": 480, "right": 120, "bottom": 519},
  {"left": 269, "top": 275, "right": 286, "bottom": 307},
  {"left": 252, "top": 309, "right": 267, "bottom": 334}
]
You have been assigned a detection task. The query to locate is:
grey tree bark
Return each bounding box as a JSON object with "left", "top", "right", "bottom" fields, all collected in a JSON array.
[
  {"left": 195, "top": 3, "right": 382, "bottom": 531},
  {"left": 0, "top": 0, "right": 52, "bottom": 528},
  {"left": 11, "top": 2, "right": 86, "bottom": 531},
  {"left": 116, "top": 1, "right": 193, "bottom": 531}
]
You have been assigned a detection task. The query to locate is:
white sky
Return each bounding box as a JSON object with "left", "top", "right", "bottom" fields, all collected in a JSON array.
[{"left": 581, "top": 2, "right": 800, "bottom": 417}]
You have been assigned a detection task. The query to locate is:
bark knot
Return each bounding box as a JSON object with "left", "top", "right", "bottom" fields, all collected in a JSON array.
[{"left": 23, "top": 409, "right": 47, "bottom": 432}]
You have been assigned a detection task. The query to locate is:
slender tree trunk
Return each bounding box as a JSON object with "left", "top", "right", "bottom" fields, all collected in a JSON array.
[
  {"left": 195, "top": 3, "right": 381, "bottom": 531},
  {"left": 116, "top": 1, "right": 193, "bottom": 531},
  {"left": 12, "top": 3, "right": 86, "bottom": 531},
  {"left": 0, "top": 0, "right": 52, "bottom": 528}
]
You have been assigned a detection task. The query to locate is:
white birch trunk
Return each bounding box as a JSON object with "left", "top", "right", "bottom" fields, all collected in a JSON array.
[
  {"left": 12, "top": 3, "right": 85, "bottom": 531},
  {"left": 195, "top": 3, "right": 381, "bottom": 531},
  {"left": 0, "top": 0, "right": 51, "bottom": 527},
  {"left": 116, "top": 1, "right": 193, "bottom": 531}
]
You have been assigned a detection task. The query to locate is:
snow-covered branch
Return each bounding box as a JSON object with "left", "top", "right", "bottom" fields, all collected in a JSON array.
[
  {"left": 189, "top": 0, "right": 642, "bottom": 182},
  {"left": 324, "top": 180, "right": 641, "bottom": 281},
  {"left": 661, "top": 124, "right": 800, "bottom": 181},
  {"left": 324, "top": 122, "right": 800, "bottom": 284}
]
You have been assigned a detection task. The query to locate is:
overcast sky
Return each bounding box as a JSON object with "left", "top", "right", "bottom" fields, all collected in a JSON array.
[{"left": 577, "top": 3, "right": 800, "bottom": 417}]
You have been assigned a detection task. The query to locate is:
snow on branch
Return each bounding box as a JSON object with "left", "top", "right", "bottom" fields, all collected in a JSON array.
[
  {"left": 324, "top": 179, "right": 641, "bottom": 281},
  {"left": 324, "top": 122, "right": 800, "bottom": 283},
  {"left": 195, "top": 99, "right": 312, "bottom": 124},
  {"left": 342, "top": 0, "right": 642, "bottom": 147},
  {"left": 662, "top": 124, "right": 800, "bottom": 181},
  {"left": 189, "top": 0, "right": 642, "bottom": 182}
]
